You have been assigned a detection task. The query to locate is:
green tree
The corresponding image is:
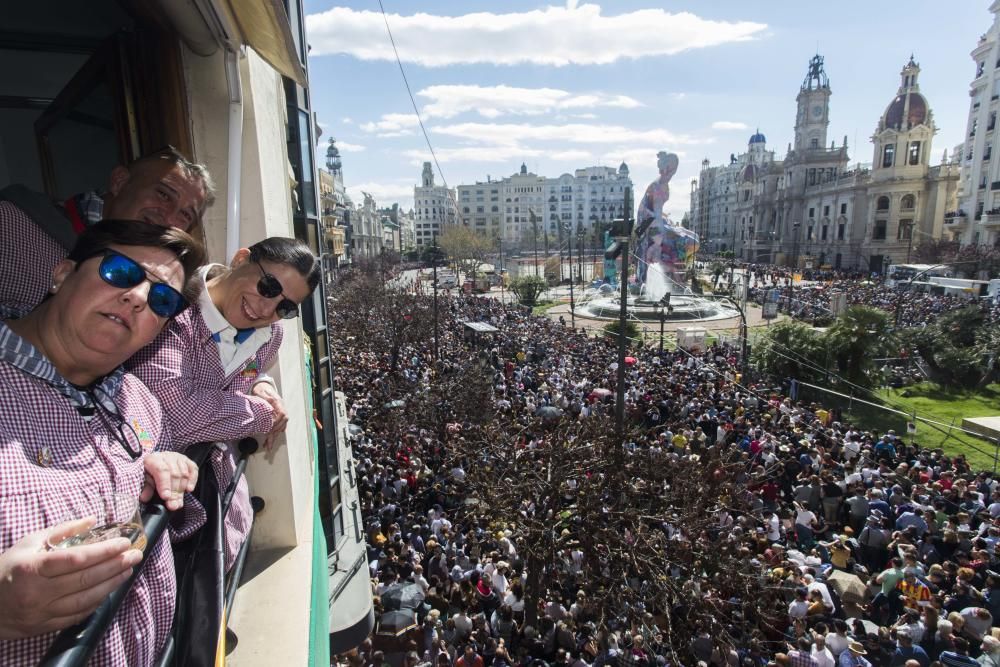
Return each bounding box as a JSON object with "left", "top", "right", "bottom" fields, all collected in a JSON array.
[
  {"left": 823, "top": 305, "right": 896, "bottom": 387},
  {"left": 438, "top": 225, "right": 494, "bottom": 282},
  {"left": 602, "top": 319, "right": 643, "bottom": 347},
  {"left": 751, "top": 320, "right": 826, "bottom": 382},
  {"left": 906, "top": 306, "right": 1000, "bottom": 389},
  {"left": 509, "top": 275, "right": 548, "bottom": 307}
]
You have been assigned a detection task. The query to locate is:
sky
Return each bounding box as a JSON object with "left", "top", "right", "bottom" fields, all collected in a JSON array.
[{"left": 304, "top": 0, "right": 992, "bottom": 220}]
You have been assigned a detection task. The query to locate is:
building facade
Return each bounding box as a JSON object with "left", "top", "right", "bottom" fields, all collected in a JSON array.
[
  {"left": 691, "top": 55, "right": 959, "bottom": 273},
  {"left": 413, "top": 161, "right": 456, "bottom": 247},
  {"left": 955, "top": 0, "right": 1000, "bottom": 247},
  {"left": 351, "top": 191, "right": 383, "bottom": 259},
  {"left": 457, "top": 178, "right": 503, "bottom": 241}
]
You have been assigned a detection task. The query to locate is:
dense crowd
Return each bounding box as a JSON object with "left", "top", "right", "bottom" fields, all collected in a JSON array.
[{"left": 330, "top": 273, "right": 1000, "bottom": 667}]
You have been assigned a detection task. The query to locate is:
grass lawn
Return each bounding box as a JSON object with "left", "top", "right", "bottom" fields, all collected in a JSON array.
[
  {"left": 835, "top": 383, "right": 1000, "bottom": 472},
  {"left": 531, "top": 300, "right": 558, "bottom": 316}
]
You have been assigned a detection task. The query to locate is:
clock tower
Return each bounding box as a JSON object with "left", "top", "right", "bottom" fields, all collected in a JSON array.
[{"left": 794, "top": 54, "right": 831, "bottom": 151}]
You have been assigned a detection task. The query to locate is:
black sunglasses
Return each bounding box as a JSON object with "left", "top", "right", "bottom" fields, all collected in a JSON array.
[
  {"left": 253, "top": 261, "right": 299, "bottom": 319},
  {"left": 94, "top": 251, "right": 189, "bottom": 318}
]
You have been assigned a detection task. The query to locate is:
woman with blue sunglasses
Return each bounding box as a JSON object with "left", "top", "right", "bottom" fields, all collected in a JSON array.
[
  {"left": 0, "top": 220, "right": 203, "bottom": 664},
  {"left": 129, "top": 236, "right": 319, "bottom": 570}
]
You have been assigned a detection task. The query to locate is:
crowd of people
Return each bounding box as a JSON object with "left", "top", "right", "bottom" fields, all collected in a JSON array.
[{"left": 330, "top": 272, "right": 1000, "bottom": 667}]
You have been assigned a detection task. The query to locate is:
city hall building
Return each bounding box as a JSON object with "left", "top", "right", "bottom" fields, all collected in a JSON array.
[{"left": 690, "top": 55, "right": 959, "bottom": 274}]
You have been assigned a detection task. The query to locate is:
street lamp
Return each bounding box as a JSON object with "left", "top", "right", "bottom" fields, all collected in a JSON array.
[
  {"left": 567, "top": 220, "right": 576, "bottom": 329},
  {"left": 614, "top": 187, "right": 634, "bottom": 435},
  {"left": 497, "top": 235, "right": 505, "bottom": 304},
  {"left": 658, "top": 293, "right": 672, "bottom": 352},
  {"left": 786, "top": 221, "right": 801, "bottom": 314},
  {"left": 431, "top": 233, "right": 440, "bottom": 360}
]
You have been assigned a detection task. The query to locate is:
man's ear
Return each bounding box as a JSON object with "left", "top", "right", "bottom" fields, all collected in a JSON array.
[
  {"left": 51, "top": 259, "right": 77, "bottom": 292},
  {"left": 108, "top": 165, "right": 131, "bottom": 196},
  {"left": 230, "top": 247, "right": 252, "bottom": 269}
]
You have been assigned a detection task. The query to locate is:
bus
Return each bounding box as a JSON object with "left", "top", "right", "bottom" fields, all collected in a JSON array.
[{"left": 886, "top": 263, "right": 952, "bottom": 285}]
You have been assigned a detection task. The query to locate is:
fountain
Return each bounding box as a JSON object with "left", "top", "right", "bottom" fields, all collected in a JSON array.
[{"left": 577, "top": 151, "right": 739, "bottom": 323}]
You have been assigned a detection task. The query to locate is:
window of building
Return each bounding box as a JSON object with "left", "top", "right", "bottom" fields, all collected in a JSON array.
[
  {"left": 876, "top": 196, "right": 890, "bottom": 211},
  {"left": 821, "top": 225, "right": 828, "bottom": 241},
  {"left": 883, "top": 143, "right": 895, "bottom": 168},
  {"left": 873, "top": 220, "right": 887, "bottom": 240},
  {"left": 837, "top": 223, "right": 845, "bottom": 240},
  {"left": 807, "top": 225, "right": 814, "bottom": 240},
  {"left": 901, "top": 194, "right": 915, "bottom": 210},
  {"left": 898, "top": 219, "right": 913, "bottom": 240},
  {"left": 908, "top": 141, "right": 920, "bottom": 165},
  {"left": 840, "top": 203, "right": 847, "bottom": 215},
  {"left": 823, "top": 205, "right": 830, "bottom": 217},
  {"left": 810, "top": 138, "right": 819, "bottom": 149},
  {"left": 808, "top": 207, "right": 815, "bottom": 219}
]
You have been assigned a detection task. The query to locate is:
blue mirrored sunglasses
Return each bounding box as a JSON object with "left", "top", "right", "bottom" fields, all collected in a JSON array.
[{"left": 96, "top": 251, "right": 189, "bottom": 318}]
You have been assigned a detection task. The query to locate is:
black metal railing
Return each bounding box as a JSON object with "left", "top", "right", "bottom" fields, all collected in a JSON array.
[
  {"left": 40, "top": 499, "right": 172, "bottom": 666},
  {"left": 41, "top": 438, "right": 262, "bottom": 667}
]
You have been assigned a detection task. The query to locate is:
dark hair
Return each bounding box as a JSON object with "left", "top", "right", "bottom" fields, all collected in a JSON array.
[
  {"left": 67, "top": 219, "right": 205, "bottom": 298},
  {"left": 249, "top": 237, "right": 321, "bottom": 292}
]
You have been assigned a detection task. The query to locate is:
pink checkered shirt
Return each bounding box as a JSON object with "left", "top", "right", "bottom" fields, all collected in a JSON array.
[
  {"left": 128, "top": 305, "right": 282, "bottom": 569},
  {"left": 0, "top": 200, "right": 69, "bottom": 313},
  {"left": 0, "top": 338, "right": 175, "bottom": 665}
]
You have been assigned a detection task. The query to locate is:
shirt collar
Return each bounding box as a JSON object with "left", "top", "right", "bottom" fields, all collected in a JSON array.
[
  {"left": 0, "top": 306, "right": 124, "bottom": 413},
  {"left": 197, "top": 264, "right": 235, "bottom": 337}
]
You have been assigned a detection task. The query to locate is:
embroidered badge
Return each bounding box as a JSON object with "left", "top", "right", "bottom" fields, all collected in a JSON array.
[
  {"left": 36, "top": 446, "right": 53, "bottom": 467},
  {"left": 241, "top": 359, "right": 259, "bottom": 379},
  {"left": 132, "top": 418, "right": 155, "bottom": 452}
]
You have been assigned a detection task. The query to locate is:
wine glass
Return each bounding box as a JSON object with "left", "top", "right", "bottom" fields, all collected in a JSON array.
[{"left": 47, "top": 493, "right": 147, "bottom": 552}]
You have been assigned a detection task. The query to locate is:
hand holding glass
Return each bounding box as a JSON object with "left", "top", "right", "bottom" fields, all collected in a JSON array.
[{"left": 47, "top": 494, "right": 146, "bottom": 552}]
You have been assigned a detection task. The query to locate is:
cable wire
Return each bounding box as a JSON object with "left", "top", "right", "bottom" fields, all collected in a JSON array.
[{"left": 376, "top": 0, "right": 461, "bottom": 221}]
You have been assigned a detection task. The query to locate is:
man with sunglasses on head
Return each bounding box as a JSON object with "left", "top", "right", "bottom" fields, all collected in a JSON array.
[
  {"left": 128, "top": 237, "right": 319, "bottom": 571},
  {"left": 0, "top": 220, "right": 204, "bottom": 664},
  {"left": 0, "top": 146, "right": 214, "bottom": 313}
]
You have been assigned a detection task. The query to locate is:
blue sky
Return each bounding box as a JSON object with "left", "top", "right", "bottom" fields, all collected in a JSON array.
[{"left": 304, "top": 0, "right": 990, "bottom": 218}]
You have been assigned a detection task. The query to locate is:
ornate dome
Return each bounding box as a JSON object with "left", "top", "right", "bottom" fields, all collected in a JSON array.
[
  {"left": 740, "top": 164, "right": 759, "bottom": 182},
  {"left": 883, "top": 92, "right": 928, "bottom": 130},
  {"left": 618, "top": 161, "right": 629, "bottom": 173},
  {"left": 748, "top": 130, "right": 766, "bottom": 145}
]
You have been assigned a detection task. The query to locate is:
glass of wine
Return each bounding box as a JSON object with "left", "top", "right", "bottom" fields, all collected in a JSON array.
[{"left": 47, "top": 493, "right": 147, "bottom": 552}]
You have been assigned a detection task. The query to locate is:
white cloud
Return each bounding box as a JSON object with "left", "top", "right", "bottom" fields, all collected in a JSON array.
[
  {"left": 336, "top": 141, "right": 367, "bottom": 152},
  {"left": 417, "top": 84, "right": 641, "bottom": 120},
  {"left": 432, "top": 122, "right": 707, "bottom": 147},
  {"left": 342, "top": 117, "right": 353, "bottom": 124},
  {"left": 402, "top": 146, "right": 545, "bottom": 165},
  {"left": 711, "top": 121, "right": 748, "bottom": 130},
  {"left": 359, "top": 113, "right": 420, "bottom": 135},
  {"left": 306, "top": 4, "right": 767, "bottom": 67}
]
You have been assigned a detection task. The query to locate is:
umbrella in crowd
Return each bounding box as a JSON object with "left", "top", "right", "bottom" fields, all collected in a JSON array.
[
  {"left": 588, "top": 388, "right": 612, "bottom": 400},
  {"left": 376, "top": 610, "right": 417, "bottom": 637},
  {"left": 535, "top": 406, "right": 563, "bottom": 421},
  {"left": 827, "top": 570, "right": 868, "bottom": 605},
  {"left": 379, "top": 582, "right": 425, "bottom": 611}
]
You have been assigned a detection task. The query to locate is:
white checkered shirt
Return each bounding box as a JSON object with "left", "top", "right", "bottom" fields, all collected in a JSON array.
[
  {"left": 0, "top": 200, "right": 69, "bottom": 313},
  {"left": 128, "top": 305, "right": 283, "bottom": 569},
  {"left": 0, "top": 323, "right": 175, "bottom": 666}
]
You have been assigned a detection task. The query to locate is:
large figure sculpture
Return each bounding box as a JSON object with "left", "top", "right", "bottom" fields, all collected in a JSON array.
[{"left": 634, "top": 152, "right": 699, "bottom": 300}]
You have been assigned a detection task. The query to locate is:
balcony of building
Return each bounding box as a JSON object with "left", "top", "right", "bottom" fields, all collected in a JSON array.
[
  {"left": 944, "top": 210, "right": 969, "bottom": 229},
  {"left": 983, "top": 209, "right": 1000, "bottom": 227}
]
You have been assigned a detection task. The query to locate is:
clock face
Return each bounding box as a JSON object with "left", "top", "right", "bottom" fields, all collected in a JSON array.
[{"left": 812, "top": 105, "right": 824, "bottom": 119}]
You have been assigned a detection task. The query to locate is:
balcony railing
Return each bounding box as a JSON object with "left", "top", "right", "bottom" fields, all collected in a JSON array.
[{"left": 41, "top": 438, "right": 261, "bottom": 667}]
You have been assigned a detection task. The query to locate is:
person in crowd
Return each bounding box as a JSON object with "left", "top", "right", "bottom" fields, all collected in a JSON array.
[
  {"left": 0, "top": 220, "right": 203, "bottom": 663},
  {"left": 130, "top": 237, "right": 319, "bottom": 569},
  {"left": 0, "top": 146, "right": 214, "bottom": 312}
]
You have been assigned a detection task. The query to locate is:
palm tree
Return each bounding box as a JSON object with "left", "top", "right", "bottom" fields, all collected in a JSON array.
[{"left": 823, "top": 306, "right": 896, "bottom": 386}]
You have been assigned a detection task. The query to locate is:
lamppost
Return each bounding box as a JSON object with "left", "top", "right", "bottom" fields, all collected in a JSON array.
[
  {"left": 567, "top": 221, "right": 576, "bottom": 329},
  {"left": 658, "top": 292, "right": 672, "bottom": 352},
  {"left": 497, "top": 235, "right": 505, "bottom": 304},
  {"left": 531, "top": 209, "right": 540, "bottom": 278},
  {"left": 431, "top": 234, "right": 440, "bottom": 360},
  {"left": 786, "top": 221, "right": 801, "bottom": 314},
  {"left": 614, "top": 187, "right": 634, "bottom": 435},
  {"left": 577, "top": 226, "right": 584, "bottom": 284}
]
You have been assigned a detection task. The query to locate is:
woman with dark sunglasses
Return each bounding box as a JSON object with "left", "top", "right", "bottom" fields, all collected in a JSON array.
[
  {"left": 129, "top": 236, "right": 319, "bottom": 571},
  {"left": 0, "top": 220, "right": 203, "bottom": 664}
]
